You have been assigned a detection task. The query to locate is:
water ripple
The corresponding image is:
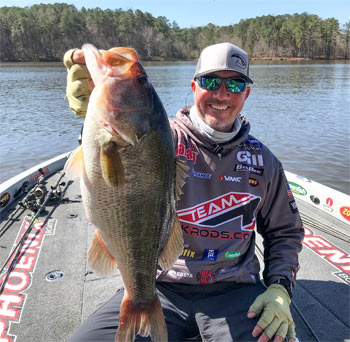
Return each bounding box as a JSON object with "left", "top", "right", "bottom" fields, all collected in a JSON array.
[{"left": 0, "top": 61, "right": 349, "bottom": 194}]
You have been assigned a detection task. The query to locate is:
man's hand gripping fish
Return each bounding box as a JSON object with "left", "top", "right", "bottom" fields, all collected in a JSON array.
[{"left": 64, "top": 44, "right": 188, "bottom": 342}]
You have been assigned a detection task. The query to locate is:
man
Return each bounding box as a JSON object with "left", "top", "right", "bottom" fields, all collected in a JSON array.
[{"left": 64, "top": 42, "right": 304, "bottom": 342}]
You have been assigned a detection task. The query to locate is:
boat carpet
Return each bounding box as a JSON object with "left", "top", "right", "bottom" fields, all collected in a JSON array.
[{"left": 0, "top": 172, "right": 348, "bottom": 342}]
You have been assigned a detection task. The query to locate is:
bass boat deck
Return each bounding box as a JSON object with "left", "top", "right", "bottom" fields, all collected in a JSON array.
[{"left": 0, "top": 153, "right": 349, "bottom": 342}]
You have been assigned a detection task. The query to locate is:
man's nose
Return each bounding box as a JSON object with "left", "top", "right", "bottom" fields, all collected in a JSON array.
[{"left": 213, "top": 82, "right": 229, "bottom": 98}]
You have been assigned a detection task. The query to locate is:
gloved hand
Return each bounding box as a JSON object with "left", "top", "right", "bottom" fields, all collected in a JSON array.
[
  {"left": 63, "top": 48, "right": 93, "bottom": 118},
  {"left": 247, "top": 284, "right": 295, "bottom": 342}
]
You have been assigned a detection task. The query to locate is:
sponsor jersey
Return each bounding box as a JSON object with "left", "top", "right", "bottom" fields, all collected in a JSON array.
[{"left": 156, "top": 107, "right": 304, "bottom": 286}]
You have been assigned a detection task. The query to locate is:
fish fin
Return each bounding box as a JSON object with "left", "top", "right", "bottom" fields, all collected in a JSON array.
[
  {"left": 158, "top": 215, "right": 184, "bottom": 270},
  {"left": 82, "top": 44, "right": 106, "bottom": 87},
  {"left": 88, "top": 229, "right": 118, "bottom": 276},
  {"left": 64, "top": 145, "right": 85, "bottom": 179},
  {"left": 175, "top": 158, "right": 189, "bottom": 201},
  {"left": 103, "top": 50, "right": 133, "bottom": 66},
  {"left": 83, "top": 44, "right": 139, "bottom": 84},
  {"left": 107, "top": 47, "right": 139, "bottom": 63},
  {"left": 116, "top": 290, "right": 167, "bottom": 342},
  {"left": 100, "top": 141, "right": 125, "bottom": 187},
  {"left": 103, "top": 48, "right": 139, "bottom": 78}
]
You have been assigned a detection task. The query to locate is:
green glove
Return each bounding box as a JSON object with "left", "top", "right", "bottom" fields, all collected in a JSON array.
[
  {"left": 248, "top": 284, "right": 296, "bottom": 340},
  {"left": 63, "top": 48, "right": 92, "bottom": 118}
]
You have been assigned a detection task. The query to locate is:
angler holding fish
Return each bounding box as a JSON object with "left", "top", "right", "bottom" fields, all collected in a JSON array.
[{"left": 64, "top": 43, "right": 304, "bottom": 342}]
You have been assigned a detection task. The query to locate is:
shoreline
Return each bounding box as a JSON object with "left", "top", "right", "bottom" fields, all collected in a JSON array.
[
  {"left": 252, "top": 57, "right": 309, "bottom": 61},
  {"left": 1, "top": 56, "right": 349, "bottom": 63},
  {"left": 251, "top": 56, "right": 349, "bottom": 61}
]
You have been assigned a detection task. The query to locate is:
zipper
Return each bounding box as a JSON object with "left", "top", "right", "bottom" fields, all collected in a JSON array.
[{"left": 213, "top": 144, "right": 224, "bottom": 159}]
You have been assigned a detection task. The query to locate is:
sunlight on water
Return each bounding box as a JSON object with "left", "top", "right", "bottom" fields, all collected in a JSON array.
[{"left": 0, "top": 61, "right": 349, "bottom": 194}]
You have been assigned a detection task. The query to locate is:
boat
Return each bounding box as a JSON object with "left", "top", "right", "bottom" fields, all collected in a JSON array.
[{"left": 0, "top": 153, "right": 349, "bottom": 342}]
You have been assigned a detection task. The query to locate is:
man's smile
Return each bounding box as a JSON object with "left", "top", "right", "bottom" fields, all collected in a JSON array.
[{"left": 209, "top": 104, "right": 230, "bottom": 110}]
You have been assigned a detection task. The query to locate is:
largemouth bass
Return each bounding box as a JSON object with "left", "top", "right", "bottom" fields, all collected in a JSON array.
[{"left": 65, "top": 44, "right": 188, "bottom": 342}]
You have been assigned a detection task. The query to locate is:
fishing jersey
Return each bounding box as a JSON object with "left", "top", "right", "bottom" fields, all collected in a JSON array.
[{"left": 156, "top": 106, "right": 304, "bottom": 286}]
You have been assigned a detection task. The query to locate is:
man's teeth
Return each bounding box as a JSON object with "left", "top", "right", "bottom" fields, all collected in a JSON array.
[{"left": 211, "top": 104, "right": 229, "bottom": 110}]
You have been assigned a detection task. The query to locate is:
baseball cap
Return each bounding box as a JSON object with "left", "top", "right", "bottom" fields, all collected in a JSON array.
[{"left": 194, "top": 42, "right": 253, "bottom": 84}]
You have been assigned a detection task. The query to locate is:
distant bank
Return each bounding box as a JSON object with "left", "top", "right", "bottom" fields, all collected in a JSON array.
[
  {"left": 1, "top": 4, "right": 349, "bottom": 63},
  {"left": 251, "top": 57, "right": 350, "bottom": 61}
]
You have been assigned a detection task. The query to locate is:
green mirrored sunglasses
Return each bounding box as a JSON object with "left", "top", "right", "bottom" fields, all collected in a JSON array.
[{"left": 197, "top": 76, "right": 247, "bottom": 93}]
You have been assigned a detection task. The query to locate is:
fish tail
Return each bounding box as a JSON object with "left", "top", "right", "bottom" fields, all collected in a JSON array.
[
  {"left": 116, "top": 292, "right": 167, "bottom": 342},
  {"left": 88, "top": 229, "right": 118, "bottom": 276}
]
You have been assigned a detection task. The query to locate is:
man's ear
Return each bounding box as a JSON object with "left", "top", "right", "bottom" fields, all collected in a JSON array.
[
  {"left": 244, "top": 86, "right": 251, "bottom": 100},
  {"left": 191, "top": 79, "right": 196, "bottom": 93}
]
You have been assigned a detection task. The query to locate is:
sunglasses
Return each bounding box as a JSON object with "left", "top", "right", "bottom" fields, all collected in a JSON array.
[{"left": 196, "top": 76, "right": 248, "bottom": 93}]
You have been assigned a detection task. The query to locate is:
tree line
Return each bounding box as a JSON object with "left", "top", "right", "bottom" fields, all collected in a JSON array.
[{"left": 0, "top": 3, "right": 349, "bottom": 62}]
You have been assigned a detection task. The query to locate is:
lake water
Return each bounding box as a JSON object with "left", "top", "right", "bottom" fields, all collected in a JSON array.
[{"left": 0, "top": 60, "right": 349, "bottom": 194}]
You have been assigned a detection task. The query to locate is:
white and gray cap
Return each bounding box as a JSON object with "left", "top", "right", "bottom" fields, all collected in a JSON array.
[{"left": 194, "top": 42, "right": 253, "bottom": 83}]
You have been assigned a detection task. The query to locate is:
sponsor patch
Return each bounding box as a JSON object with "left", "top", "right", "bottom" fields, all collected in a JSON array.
[
  {"left": 237, "top": 151, "right": 264, "bottom": 166},
  {"left": 220, "top": 175, "right": 241, "bottom": 182},
  {"left": 225, "top": 251, "right": 241, "bottom": 259},
  {"left": 202, "top": 249, "right": 218, "bottom": 261},
  {"left": 0, "top": 192, "right": 10, "bottom": 208},
  {"left": 239, "top": 138, "right": 262, "bottom": 151},
  {"left": 248, "top": 178, "right": 259, "bottom": 187},
  {"left": 235, "top": 164, "right": 264, "bottom": 176},
  {"left": 279, "top": 165, "right": 285, "bottom": 176},
  {"left": 218, "top": 265, "right": 238, "bottom": 275},
  {"left": 289, "top": 200, "right": 299, "bottom": 214},
  {"left": 177, "top": 192, "right": 260, "bottom": 230},
  {"left": 326, "top": 198, "right": 333, "bottom": 207},
  {"left": 247, "top": 138, "right": 262, "bottom": 149},
  {"left": 176, "top": 143, "right": 198, "bottom": 164},
  {"left": 182, "top": 247, "right": 196, "bottom": 258},
  {"left": 197, "top": 270, "right": 216, "bottom": 284},
  {"left": 181, "top": 224, "right": 251, "bottom": 241},
  {"left": 168, "top": 270, "right": 193, "bottom": 279},
  {"left": 288, "top": 182, "right": 307, "bottom": 196},
  {"left": 193, "top": 169, "right": 212, "bottom": 179},
  {"left": 340, "top": 206, "right": 350, "bottom": 222},
  {"left": 323, "top": 197, "right": 334, "bottom": 213}
]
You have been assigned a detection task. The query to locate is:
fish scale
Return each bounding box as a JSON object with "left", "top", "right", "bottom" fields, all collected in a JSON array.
[{"left": 89, "top": 134, "right": 174, "bottom": 304}]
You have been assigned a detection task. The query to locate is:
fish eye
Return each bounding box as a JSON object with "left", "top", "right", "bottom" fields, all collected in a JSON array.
[{"left": 138, "top": 75, "right": 148, "bottom": 85}]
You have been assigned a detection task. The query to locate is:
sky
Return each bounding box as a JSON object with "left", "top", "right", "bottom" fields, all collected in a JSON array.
[{"left": 1, "top": 0, "right": 349, "bottom": 28}]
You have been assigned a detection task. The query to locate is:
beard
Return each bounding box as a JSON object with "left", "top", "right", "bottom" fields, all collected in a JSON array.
[{"left": 202, "top": 112, "right": 236, "bottom": 132}]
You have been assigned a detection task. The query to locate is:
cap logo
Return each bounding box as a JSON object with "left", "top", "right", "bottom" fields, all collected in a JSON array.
[{"left": 231, "top": 53, "right": 246, "bottom": 69}]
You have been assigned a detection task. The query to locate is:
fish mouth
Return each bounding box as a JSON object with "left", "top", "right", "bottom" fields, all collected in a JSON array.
[{"left": 103, "top": 122, "right": 138, "bottom": 146}]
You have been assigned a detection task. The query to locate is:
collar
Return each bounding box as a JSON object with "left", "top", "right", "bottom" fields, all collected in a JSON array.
[{"left": 189, "top": 105, "right": 242, "bottom": 144}]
